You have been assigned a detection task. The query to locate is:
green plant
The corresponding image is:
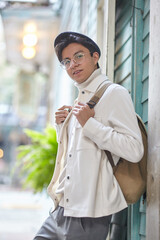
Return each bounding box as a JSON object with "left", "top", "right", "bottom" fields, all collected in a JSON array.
[{"left": 16, "top": 125, "right": 58, "bottom": 193}]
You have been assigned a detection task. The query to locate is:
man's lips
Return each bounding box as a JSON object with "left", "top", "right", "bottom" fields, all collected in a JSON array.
[{"left": 73, "top": 70, "right": 82, "bottom": 75}]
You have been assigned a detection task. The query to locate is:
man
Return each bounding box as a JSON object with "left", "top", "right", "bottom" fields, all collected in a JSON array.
[{"left": 33, "top": 32, "right": 144, "bottom": 240}]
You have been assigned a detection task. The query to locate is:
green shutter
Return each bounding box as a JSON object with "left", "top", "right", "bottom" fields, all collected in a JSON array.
[
  {"left": 141, "top": 0, "right": 149, "bottom": 128},
  {"left": 113, "top": 0, "right": 149, "bottom": 240},
  {"left": 111, "top": 1, "right": 132, "bottom": 239},
  {"left": 139, "top": 2, "right": 150, "bottom": 240},
  {"left": 131, "top": 2, "right": 149, "bottom": 240},
  {"left": 114, "top": 0, "right": 132, "bottom": 92}
]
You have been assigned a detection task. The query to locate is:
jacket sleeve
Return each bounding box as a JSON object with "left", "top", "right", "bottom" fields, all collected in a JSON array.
[{"left": 82, "top": 85, "right": 144, "bottom": 163}]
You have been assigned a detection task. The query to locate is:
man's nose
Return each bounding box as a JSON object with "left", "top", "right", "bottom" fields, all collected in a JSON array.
[{"left": 70, "top": 59, "right": 78, "bottom": 69}]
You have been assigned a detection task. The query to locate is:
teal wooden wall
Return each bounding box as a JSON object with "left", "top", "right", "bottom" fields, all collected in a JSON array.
[
  {"left": 141, "top": 0, "right": 149, "bottom": 128},
  {"left": 139, "top": 1, "right": 150, "bottom": 239},
  {"left": 113, "top": 0, "right": 150, "bottom": 239},
  {"left": 114, "top": 0, "right": 132, "bottom": 92}
]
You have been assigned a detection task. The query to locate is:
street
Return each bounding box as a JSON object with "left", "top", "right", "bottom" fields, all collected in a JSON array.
[{"left": 0, "top": 185, "right": 53, "bottom": 240}]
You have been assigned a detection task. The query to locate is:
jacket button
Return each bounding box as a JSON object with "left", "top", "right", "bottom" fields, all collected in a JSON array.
[
  {"left": 69, "top": 154, "right": 72, "bottom": 157},
  {"left": 66, "top": 198, "right": 69, "bottom": 202},
  {"left": 82, "top": 91, "right": 85, "bottom": 94},
  {"left": 67, "top": 176, "right": 70, "bottom": 180}
]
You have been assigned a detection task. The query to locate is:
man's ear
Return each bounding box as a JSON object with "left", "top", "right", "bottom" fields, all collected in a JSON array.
[{"left": 93, "top": 52, "right": 100, "bottom": 64}]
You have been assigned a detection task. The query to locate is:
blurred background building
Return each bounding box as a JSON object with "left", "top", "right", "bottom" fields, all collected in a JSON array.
[
  {"left": 0, "top": 1, "right": 61, "bottom": 239},
  {"left": 0, "top": 0, "right": 160, "bottom": 240},
  {"left": 0, "top": 0, "right": 61, "bottom": 185}
]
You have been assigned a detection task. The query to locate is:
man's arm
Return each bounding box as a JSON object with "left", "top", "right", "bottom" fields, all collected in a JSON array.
[{"left": 74, "top": 86, "right": 144, "bottom": 163}]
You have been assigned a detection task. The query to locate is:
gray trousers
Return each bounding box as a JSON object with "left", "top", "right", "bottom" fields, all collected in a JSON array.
[{"left": 33, "top": 206, "right": 111, "bottom": 240}]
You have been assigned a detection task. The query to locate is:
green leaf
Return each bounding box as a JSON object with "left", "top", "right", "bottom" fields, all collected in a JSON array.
[{"left": 15, "top": 126, "right": 58, "bottom": 193}]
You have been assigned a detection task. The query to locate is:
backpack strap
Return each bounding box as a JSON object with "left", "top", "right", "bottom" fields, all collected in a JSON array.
[
  {"left": 87, "top": 81, "right": 115, "bottom": 169},
  {"left": 105, "top": 150, "right": 116, "bottom": 169},
  {"left": 87, "top": 82, "right": 112, "bottom": 109}
]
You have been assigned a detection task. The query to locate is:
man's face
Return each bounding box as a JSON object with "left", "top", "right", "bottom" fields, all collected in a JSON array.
[{"left": 61, "top": 43, "right": 99, "bottom": 84}]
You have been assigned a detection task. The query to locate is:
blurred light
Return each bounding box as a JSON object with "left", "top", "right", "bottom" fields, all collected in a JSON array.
[
  {"left": 23, "top": 34, "right": 38, "bottom": 47},
  {"left": 0, "top": 149, "right": 4, "bottom": 158},
  {"left": 22, "top": 22, "right": 37, "bottom": 59},
  {"left": 0, "top": 2, "right": 7, "bottom": 9},
  {"left": 22, "top": 47, "right": 36, "bottom": 59},
  {"left": 0, "top": 42, "right": 6, "bottom": 51},
  {"left": 0, "top": 104, "right": 10, "bottom": 114},
  {"left": 24, "top": 23, "right": 37, "bottom": 33},
  {"left": 3, "top": 0, "right": 37, "bottom": 2},
  {"left": 50, "top": 0, "right": 58, "bottom": 3}
]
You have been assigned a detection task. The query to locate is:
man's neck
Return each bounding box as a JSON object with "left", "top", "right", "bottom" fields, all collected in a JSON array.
[{"left": 75, "top": 68, "right": 101, "bottom": 89}]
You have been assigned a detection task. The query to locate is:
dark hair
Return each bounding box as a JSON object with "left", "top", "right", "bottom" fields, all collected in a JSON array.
[{"left": 54, "top": 32, "right": 101, "bottom": 66}]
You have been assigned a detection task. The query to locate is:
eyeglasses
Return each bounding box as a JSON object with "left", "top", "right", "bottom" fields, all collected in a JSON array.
[{"left": 60, "top": 52, "right": 87, "bottom": 70}]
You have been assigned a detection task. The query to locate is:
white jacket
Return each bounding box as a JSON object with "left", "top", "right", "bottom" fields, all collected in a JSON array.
[{"left": 47, "top": 69, "right": 144, "bottom": 217}]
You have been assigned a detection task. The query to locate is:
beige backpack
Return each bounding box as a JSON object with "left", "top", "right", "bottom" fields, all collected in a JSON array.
[{"left": 87, "top": 83, "right": 147, "bottom": 204}]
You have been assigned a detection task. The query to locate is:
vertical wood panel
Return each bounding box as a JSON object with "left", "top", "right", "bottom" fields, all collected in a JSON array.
[
  {"left": 147, "top": 0, "right": 160, "bottom": 238},
  {"left": 114, "top": 0, "right": 149, "bottom": 239},
  {"left": 111, "top": 1, "right": 132, "bottom": 239},
  {"left": 114, "top": 0, "right": 132, "bottom": 92}
]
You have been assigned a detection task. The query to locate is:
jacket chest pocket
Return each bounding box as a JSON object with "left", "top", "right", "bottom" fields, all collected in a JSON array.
[{"left": 74, "top": 118, "right": 101, "bottom": 150}]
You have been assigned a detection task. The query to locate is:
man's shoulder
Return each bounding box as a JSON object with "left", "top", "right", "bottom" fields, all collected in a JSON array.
[
  {"left": 106, "top": 82, "right": 128, "bottom": 92},
  {"left": 101, "top": 82, "right": 130, "bottom": 101}
]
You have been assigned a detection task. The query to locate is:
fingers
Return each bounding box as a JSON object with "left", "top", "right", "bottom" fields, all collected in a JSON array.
[
  {"left": 73, "top": 102, "right": 87, "bottom": 109},
  {"left": 55, "top": 105, "right": 72, "bottom": 124},
  {"left": 58, "top": 105, "right": 72, "bottom": 111},
  {"left": 55, "top": 110, "right": 69, "bottom": 118},
  {"left": 76, "top": 102, "right": 85, "bottom": 107},
  {"left": 72, "top": 102, "right": 95, "bottom": 127},
  {"left": 73, "top": 102, "right": 88, "bottom": 113}
]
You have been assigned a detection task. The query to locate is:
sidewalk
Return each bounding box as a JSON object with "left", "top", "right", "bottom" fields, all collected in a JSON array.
[{"left": 0, "top": 184, "right": 53, "bottom": 240}]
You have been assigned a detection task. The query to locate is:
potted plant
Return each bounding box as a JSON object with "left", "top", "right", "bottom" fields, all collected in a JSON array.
[{"left": 16, "top": 125, "right": 58, "bottom": 193}]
